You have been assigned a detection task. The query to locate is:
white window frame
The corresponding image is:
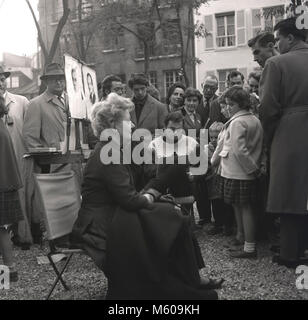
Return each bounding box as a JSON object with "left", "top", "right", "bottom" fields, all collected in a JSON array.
[
  {"left": 164, "top": 70, "right": 181, "bottom": 97},
  {"left": 215, "top": 12, "right": 236, "bottom": 49},
  {"left": 6, "top": 78, "right": 11, "bottom": 89},
  {"left": 11, "top": 76, "right": 19, "bottom": 88},
  {"left": 216, "top": 68, "right": 236, "bottom": 94},
  {"left": 149, "top": 71, "right": 158, "bottom": 89},
  {"left": 251, "top": 5, "right": 285, "bottom": 37}
]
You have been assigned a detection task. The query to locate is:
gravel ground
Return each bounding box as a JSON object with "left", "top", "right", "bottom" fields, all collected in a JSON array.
[{"left": 1, "top": 225, "right": 308, "bottom": 300}]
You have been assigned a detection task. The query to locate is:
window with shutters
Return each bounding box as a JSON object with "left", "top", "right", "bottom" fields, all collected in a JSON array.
[
  {"left": 51, "top": 0, "right": 62, "bottom": 23},
  {"left": 251, "top": 5, "right": 285, "bottom": 37},
  {"left": 217, "top": 69, "right": 236, "bottom": 93},
  {"left": 204, "top": 15, "right": 214, "bottom": 50},
  {"left": 215, "top": 12, "right": 236, "bottom": 48},
  {"left": 204, "top": 11, "right": 247, "bottom": 50}
]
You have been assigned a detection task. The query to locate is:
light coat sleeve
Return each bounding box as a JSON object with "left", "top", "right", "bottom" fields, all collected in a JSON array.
[
  {"left": 22, "top": 100, "right": 43, "bottom": 148},
  {"left": 259, "top": 59, "right": 282, "bottom": 147},
  {"left": 230, "top": 121, "right": 258, "bottom": 175}
]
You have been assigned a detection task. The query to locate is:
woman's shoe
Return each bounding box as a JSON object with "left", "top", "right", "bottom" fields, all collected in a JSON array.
[{"left": 199, "top": 277, "right": 225, "bottom": 290}]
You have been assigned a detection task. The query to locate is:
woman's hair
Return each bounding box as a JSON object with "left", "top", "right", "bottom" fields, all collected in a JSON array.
[
  {"left": 209, "top": 121, "right": 224, "bottom": 133},
  {"left": 184, "top": 87, "right": 202, "bottom": 104},
  {"left": 91, "top": 93, "right": 134, "bottom": 137},
  {"left": 164, "top": 111, "right": 184, "bottom": 127},
  {"left": 0, "top": 96, "right": 6, "bottom": 118},
  {"left": 248, "top": 71, "right": 261, "bottom": 83},
  {"left": 224, "top": 85, "right": 251, "bottom": 110},
  {"left": 166, "top": 82, "right": 186, "bottom": 106}
]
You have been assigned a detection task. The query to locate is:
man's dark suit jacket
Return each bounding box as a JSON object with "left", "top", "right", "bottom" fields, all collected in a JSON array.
[{"left": 196, "top": 94, "right": 218, "bottom": 128}]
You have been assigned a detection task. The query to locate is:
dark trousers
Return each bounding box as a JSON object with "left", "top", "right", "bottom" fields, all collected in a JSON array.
[
  {"left": 211, "top": 199, "right": 234, "bottom": 229},
  {"left": 179, "top": 203, "right": 204, "bottom": 269},
  {"left": 280, "top": 214, "right": 308, "bottom": 261},
  {"left": 193, "top": 179, "right": 211, "bottom": 222}
]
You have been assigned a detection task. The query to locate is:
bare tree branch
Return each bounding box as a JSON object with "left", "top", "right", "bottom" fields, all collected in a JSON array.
[
  {"left": 114, "top": 20, "right": 143, "bottom": 41},
  {"left": 25, "top": 0, "right": 48, "bottom": 59},
  {"left": 47, "top": 0, "right": 70, "bottom": 64}
]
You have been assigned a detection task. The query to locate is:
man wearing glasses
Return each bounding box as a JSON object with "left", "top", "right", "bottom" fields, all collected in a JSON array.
[
  {"left": 196, "top": 75, "right": 219, "bottom": 128},
  {"left": 23, "top": 63, "right": 69, "bottom": 150}
]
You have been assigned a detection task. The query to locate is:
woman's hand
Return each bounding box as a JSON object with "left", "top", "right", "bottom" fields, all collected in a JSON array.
[{"left": 143, "top": 193, "right": 155, "bottom": 203}]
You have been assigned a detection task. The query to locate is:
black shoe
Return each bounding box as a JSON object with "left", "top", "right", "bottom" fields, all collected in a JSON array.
[
  {"left": 223, "top": 227, "right": 233, "bottom": 237},
  {"left": 21, "top": 244, "right": 31, "bottom": 251},
  {"left": 230, "top": 250, "right": 257, "bottom": 259},
  {"left": 9, "top": 271, "right": 18, "bottom": 282},
  {"left": 33, "top": 235, "right": 42, "bottom": 245},
  {"left": 272, "top": 255, "right": 308, "bottom": 269},
  {"left": 199, "top": 277, "right": 225, "bottom": 290},
  {"left": 207, "top": 226, "right": 223, "bottom": 236},
  {"left": 197, "top": 219, "right": 211, "bottom": 226},
  {"left": 269, "top": 245, "right": 280, "bottom": 254}
]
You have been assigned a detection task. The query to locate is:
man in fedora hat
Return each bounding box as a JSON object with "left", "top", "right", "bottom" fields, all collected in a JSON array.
[
  {"left": 0, "top": 66, "right": 32, "bottom": 246},
  {"left": 23, "top": 63, "right": 69, "bottom": 150},
  {"left": 22, "top": 63, "right": 72, "bottom": 244}
]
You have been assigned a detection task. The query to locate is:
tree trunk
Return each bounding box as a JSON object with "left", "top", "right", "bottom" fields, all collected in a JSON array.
[
  {"left": 175, "top": 5, "right": 190, "bottom": 87},
  {"left": 143, "top": 41, "right": 150, "bottom": 76},
  {"left": 78, "top": 0, "right": 86, "bottom": 61}
]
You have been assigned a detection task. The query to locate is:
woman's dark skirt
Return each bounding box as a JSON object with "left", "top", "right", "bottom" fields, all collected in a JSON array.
[
  {"left": 0, "top": 191, "right": 23, "bottom": 226},
  {"left": 216, "top": 175, "right": 258, "bottom": 205}
]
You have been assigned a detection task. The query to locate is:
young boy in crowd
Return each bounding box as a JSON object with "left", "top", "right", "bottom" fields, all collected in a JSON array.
[{"left": 205, "top": 122, "right": 234, "bottom": 236}]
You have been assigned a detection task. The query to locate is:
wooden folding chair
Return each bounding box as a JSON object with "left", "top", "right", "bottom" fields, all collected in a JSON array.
[{"left": 34, "top": 170, "right": 83, "bottom": 300}]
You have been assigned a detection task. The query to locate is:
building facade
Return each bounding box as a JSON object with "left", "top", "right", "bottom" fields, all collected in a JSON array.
[
  {"left": 0, "top": 52, "right": 41, "bottom": 99},
  {"left": 195, "top": 0, "right": 289, "bottom": 93},
  {"left": 38, "top": 0, "right": 195, "bottom": 100}
]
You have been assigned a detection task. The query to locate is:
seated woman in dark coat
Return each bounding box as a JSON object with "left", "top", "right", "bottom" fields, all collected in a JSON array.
[{"left": 72, "top": 93, "right": 218, "bottom": 300}]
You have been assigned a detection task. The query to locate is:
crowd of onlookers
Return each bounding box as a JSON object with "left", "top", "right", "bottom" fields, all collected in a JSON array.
[{"left": 1, "top": 16, "right": 308, "bottom": 288}]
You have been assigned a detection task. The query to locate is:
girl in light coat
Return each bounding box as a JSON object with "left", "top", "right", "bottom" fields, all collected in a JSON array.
[{"left": 211, "top": 86, "right": 263, "bottom": 258}]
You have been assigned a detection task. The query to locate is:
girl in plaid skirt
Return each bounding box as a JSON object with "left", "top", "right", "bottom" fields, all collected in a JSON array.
[
  {"left": 0, "top": 96, "right": 23, "bottom": 281},
  {"left": 211, "top": 86, "right": 263, "bottom": 259}
]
